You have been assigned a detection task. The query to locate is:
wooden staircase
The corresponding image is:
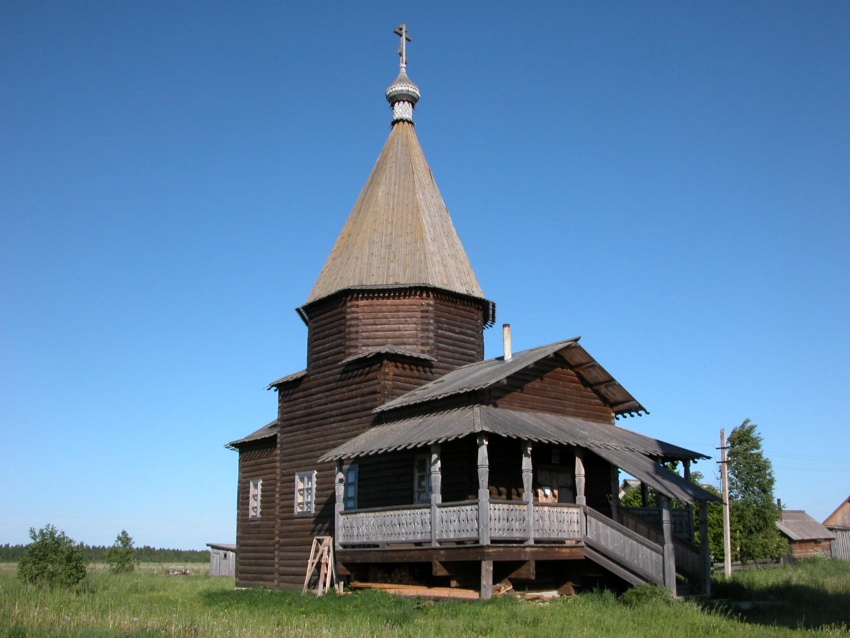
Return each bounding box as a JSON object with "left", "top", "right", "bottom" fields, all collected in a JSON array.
[{"left": 582, "top": 507, "right": 706, "bottom": 594}]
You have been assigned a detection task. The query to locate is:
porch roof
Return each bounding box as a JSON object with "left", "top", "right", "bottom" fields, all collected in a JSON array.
[{"left": 319, "top": 406, "right": 718, "bottom": 504}]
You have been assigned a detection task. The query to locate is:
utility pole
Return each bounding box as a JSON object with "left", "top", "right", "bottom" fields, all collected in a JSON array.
[{"left": 718, "top": 428, "right": 732, "bottom": 578}]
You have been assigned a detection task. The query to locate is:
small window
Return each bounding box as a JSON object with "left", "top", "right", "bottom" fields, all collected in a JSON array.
[
  {"left": 295, "top": 471, "right": 317, "bottom": 515},
  {"left": 249, "top": 479, "right": 262, "bottom": 519},
  {"left": 414, "top": 454, "right": 431, "bottom": 504},
  {"left": 344, "top": 464, "right": 359, "bottom": 509}
]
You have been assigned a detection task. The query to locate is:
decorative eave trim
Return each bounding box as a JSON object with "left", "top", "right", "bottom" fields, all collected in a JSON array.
[
  {"left": 341, "top": 346, "right": 437, "bottom": 367},
  {"left": 266, "top": 369, "right": 307, "bottom": 390},
  {"left": 296, "top": 284, "right": 495, "bottom": 327}
]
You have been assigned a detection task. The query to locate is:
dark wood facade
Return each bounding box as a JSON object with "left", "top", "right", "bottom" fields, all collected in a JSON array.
[{"left": 231, "top": 288, "right": 490, "bottom": 588}]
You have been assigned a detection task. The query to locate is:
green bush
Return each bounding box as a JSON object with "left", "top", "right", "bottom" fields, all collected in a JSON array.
[
  {"left": 17, "top": 524, "right": 87, "bottom": 588},
  {"left": 619, "top": 583, "right": 677, "bottom": 607},
  {"left": 106, "top": 529, "right": 136, "bottom": 573}
]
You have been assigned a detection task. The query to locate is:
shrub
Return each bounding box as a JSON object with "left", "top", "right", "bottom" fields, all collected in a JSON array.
[
  {"left": 106, "top": 529, "right": 136, "bottom": 573},
  {"left": 17, "top": 524, "right": 87, "bottom": 588},
  {"left": 620, "top": 583, "right": 677, "bottom": 607}
]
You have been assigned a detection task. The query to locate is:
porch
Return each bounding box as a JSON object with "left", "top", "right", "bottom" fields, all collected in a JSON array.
[
  {"left": 323, "top": 407, "right": 719, "bottom": 598},
  {"left": 335, "top": 498, "right": 703, "bottom": 597}
]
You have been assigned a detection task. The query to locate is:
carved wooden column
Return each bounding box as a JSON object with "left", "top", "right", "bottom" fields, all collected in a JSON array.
[
  {"left": 430, "top": 443, "right": 442, "bottom": 547},
  {"left": 698, "top": 501, "right": 711, "bottom": 596},
  {"left": 683, "top": 460, "right": 695, "bottom": 542},
  {"left": 610, "top": 464, "right": 620, "bottom": 521},
  {"left": 477, "top": 433, "right": 490, "bottom": 545},
  {"left": 575, "top": 449, "right": 586, "bottom": 506},
  {"left": 522, "top": 440, "right": 534, "bottom": 544},
  {"left": 334, "top": 460, "right": 345, "bottom": 551},
  {"left": 659, "top": 494, "right": 677, "bottom": 595}
]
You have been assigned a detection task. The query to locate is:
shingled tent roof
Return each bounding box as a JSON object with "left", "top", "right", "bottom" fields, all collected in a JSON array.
[
  {"left": 376, "top": 338, "right": 648, "bottom": 417},
  {"left": 303, "top": 72, "right": 486, "bottom": 306}
]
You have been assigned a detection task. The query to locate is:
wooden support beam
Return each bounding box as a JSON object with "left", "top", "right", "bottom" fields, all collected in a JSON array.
[
  {"left": 477, "top": 434, "right": 490, "bottom": 546},
  {"left": 334, "top": 460, "right": 344, "bottom": 551},
  {"left": 684, "top": 460, "right": 695, "bottom": 543},
  {"left": 522, "top": 440, "right": 534, "bottom": 545},
  {"left": 431, "top": 560, "right": 449, "bottom": 577},
  {"left": 480, "top": 560, "right": 493, "bottom": 600},
  {"left": 699, "top": 501, "right": 711, "bottom": 596},
  {"left": 659, "top": 495, "right": 677, "bottom": 595},
  {"left": 430, "top": 443, "right": 442, "bottom": 547},
  {"left": 505, "top": 560, "right": 535, "bottom": 580}
]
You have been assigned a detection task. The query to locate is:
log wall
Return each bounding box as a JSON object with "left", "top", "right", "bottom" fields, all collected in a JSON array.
[
  {"left": 235, "top": 288, "right": 489, "bottom": 589},
  {"left": 235, "top": 441, "right": 278, "bottom": 587},
  {"left": 492, "top": 357, "right": 615, "bottom": 424}
]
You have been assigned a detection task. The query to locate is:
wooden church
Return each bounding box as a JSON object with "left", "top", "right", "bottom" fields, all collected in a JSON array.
[{"left": 227, "top": 26, "right": 719, "bottom": 599}]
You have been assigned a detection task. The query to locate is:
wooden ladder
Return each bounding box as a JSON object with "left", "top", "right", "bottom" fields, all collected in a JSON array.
[{"left": 302, "top": 536, "right": 340, "bottom": 595}]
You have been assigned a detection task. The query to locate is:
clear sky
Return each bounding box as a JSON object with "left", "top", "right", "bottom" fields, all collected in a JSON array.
[{"left": 2, "top": 2, "right": 848, "bottom": 549}]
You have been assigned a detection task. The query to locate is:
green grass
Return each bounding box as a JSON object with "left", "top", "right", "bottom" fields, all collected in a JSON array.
[{"left": 1, "top": 559, "right": 848, "bottom": 637}]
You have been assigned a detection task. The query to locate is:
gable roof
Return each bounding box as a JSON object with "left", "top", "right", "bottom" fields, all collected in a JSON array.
[
  {"left": 776, "top": 510, "right": 835, "bottom": 541},
  {"left": 376, "top": 339, "right": 647, "bottom": 417},
  {"left": 319, "top": 405, "right": 715, "bottom": 504},
  {"left": 823, "top": 494, "right": 850, "bottom": 529},
  {"left": 304, "top": 120, "right": 486, "bottom": 306}
]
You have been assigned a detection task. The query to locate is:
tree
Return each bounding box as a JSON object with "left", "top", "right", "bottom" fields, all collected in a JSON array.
[
  {"left": 727, "top": 419, "right": 787, "bottom": 561},
  {"left": 17, "top": 524, "right": 87, "bottom": 588},
  {"left": 106, "top": 529, "right": 136, "bottom": 573}
]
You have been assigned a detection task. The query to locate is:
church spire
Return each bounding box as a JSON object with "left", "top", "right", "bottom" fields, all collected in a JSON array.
[
  {"left": 303, "top": 25, "right": 487, "bottom": 308},
  {"left": 385, "top": 24, "right": 420, "bottom": 124}
]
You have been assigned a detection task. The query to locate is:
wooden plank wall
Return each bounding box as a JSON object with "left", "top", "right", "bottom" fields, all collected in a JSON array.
[
  {"left": 492, "top": 357, "right": 615, "bottom": 423},
  {"left": 235, "top": 441, "right": 278, "bottom": 587}
]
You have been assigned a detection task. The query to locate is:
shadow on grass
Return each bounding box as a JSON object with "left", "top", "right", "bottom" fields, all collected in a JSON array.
[
  {"left": 705, "top": 565, "right": 850, "bottom": 631},
  {"left": 200, "top": 587, "right": 439, "bottom": 630}
]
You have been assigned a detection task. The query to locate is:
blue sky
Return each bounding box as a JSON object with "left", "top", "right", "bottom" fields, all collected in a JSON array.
[{"left": 2, "top": 2, "right": 848, "bottom": 549}]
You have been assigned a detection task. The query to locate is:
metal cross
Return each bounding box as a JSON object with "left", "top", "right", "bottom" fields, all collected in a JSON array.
[{"left": 394, "top": 23, "right": 412, "bottom": 68}]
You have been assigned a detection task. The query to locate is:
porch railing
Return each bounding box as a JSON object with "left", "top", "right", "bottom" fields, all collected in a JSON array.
[
  {"left": 337, "top": 500, "right": 583, "bottom": 546},
  {"left": 621, "top": 507, "right": 693, "bottom": 542}
]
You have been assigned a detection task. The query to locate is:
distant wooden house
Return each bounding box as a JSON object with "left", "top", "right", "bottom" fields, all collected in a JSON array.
[
  {"left": 206, "top": 543, "right": 236, "bottom": 577},
  {"left": 227, "top": 26, "right": 720, "bottom": 599},
  {"left": 823, "top": 495, "right": 850, "bottom": 560},
  {"left": 776, "top": 511, "right": 834, "bottom": 559}
]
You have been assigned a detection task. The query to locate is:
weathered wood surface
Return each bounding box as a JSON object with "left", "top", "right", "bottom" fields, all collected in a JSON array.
[
  {"left": 621, "top": 506, "right": 693, "bottom": 542},
  {"left": 337, "top": 501, "right": 583, "bottom": 546},
  {"left": 583, "top": 507, "right": 664, "bottom": 586},
  {"left": 618, "top": 507, "right": 704, "bottom": 588},
  {"left": 491, "top": 357, "right": 615, "bottom": 423},
  {"left": 235, "top": 287, "right": 489, "bottom": 589}
]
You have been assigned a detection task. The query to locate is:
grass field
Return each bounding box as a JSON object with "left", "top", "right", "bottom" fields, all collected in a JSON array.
[{"left": 1, "top": 558, "right": 849, "bottom": 637}]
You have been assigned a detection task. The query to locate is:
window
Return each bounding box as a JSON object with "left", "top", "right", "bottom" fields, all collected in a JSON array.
[
  {"left": 295, "top": 471, "right": 317, "bottom": 515},
  {"left": 249, "top": 479, "right": 262, "bottom": 519},
  {"left": 344, "top": 464, "right": 359, "bottom": 509},
  {"left": 414, "top": 454, "right": 431, "bottom": 504}
]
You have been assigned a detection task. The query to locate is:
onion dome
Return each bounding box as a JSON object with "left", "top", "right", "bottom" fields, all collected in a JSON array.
[
  {"left": 386, "top": 70, "right": 420, "bottom": 124},
  {"left": 386, "top": 24, "right": 420, "bottom": 124}
]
